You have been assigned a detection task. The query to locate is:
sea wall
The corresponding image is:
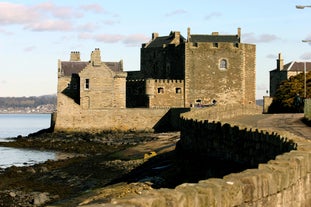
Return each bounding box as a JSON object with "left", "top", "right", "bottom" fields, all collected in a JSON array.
[
  {"left": 53, "top": 107, "right": 189, "bottom": 132},
  {"left": 97, "top": 104, "right": 311, "bottom": 207}
]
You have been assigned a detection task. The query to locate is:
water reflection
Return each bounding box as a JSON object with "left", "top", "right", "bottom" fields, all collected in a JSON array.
[{"left": 0, "top": 147, "right": 55, "bottom": 169}]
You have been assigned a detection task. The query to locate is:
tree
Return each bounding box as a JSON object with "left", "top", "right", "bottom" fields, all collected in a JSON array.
[{"left": 269, "top": 71, "right": 311, "bottom": 113}]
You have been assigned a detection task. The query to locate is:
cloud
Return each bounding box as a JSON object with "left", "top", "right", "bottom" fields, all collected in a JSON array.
[
  {"left": 103, "top": 19, "right": 120, "bottom": 25},
  {"left": 0, "top": 2, "right": 40, "bottom": 24},
  {"left": 79, "top": 32, "right": 149, "bottom": 47},
  {"left": 123, "top": 34, "right": 150, "bottom": 47},
  {"left": 24, "top": 46, "right": 36, "bottom": 52},
  {"left": 77, "top": 23, "right": 97, "bottom": 31},
  {"left": 0, "top": 2, "right": 87, "bottom": 32},
  {"left": 243, "top": 33, "right": 280, "bottom": 43},
  {"left": 300, "top": 52, "right": 311, "bottom": 60},
  {"left": 0, "top": 28, "right": 13, "bottom": 35},
  {"left": 80, "top": 4, "right": 106, "bottom": 14},
  {"left": 165, "top": 9, "right": 187, "bottom": 17},
  {"left": 25, "top": 20, "right": 73, "bottom": 31},
  {"left": 34, "top": 2, "right": 82, "bottom": 19},
  {"left": 204, "top": 12, "right": 221, "bottom": 20},
  {"left": 94, "top": 34, "right": 124, "bottom": 43}
]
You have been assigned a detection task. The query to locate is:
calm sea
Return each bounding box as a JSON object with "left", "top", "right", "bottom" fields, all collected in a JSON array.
[{"left": 0, "top": 114, "right": 56, "bottom": 169}]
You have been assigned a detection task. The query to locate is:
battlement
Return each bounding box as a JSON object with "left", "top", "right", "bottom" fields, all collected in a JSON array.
[{"left": 149, "top": 79, "right": 184, "bottom": 83}]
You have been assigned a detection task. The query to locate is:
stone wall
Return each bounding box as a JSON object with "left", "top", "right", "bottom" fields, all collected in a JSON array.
[
  {"left": 98, "top": 104, "right": 311, "bottom": 207},
  {"left": 146, "top": 79, "right": 185, "bottom": 108},
  {"left": 184, "top": 42, "right": 256, "bottom": 106},
  {"left": 53, "top": 94, "right": 189, "bottom": 132}
]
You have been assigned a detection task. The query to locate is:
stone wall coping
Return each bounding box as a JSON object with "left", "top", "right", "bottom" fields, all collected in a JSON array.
[{"left": 85, "top": 104, "right": 311, "bottom": 207}]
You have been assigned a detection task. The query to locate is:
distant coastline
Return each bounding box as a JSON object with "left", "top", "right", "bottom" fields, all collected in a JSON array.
[
  {"left": 0, "top": 94, "right": 56, "bottom": 114},
  {"left": 0, "top": 104, "right": 55, "bottom": 114}
]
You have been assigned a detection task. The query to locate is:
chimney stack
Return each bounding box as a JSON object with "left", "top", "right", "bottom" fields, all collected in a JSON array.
[{"left": 277, "top": 53, "right": 284, "bottom": 71}]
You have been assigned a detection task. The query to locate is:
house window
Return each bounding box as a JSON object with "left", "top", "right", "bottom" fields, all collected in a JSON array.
[
  {"left": 85, "top": 79, "right": 90, "bottom": 90},
  {"left": 220, "top": 59, "right": 228, "bottom": 70},
  {"left": 158, "top": 87, "right": 164, "bottom": 93},
  {"left": 176, "top": 88, "right": 182, "bottom": 93},
  {"left": 213, "top": 42, "right": 218, "bottom": 48}
]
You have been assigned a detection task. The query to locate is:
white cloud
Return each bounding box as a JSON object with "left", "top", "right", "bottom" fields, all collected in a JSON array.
[
  {"left": 123, "top": 34, "right": 149, "bottom": 47},
  {"left": 80, "top": 4, "right": 106, "bottom": 14},
  {"left": 165, "top": 9, "right": 187, "bottom": 17},
  {"left": 243, "top": 33, "right": 280, "bottom": 43},
  {"left": 300, "top": 52, "right": 311, "bottom": 60},
  {"left": 25, "top": 20, "right": 73, "bottom": 32},
  {"left": 204, "top": 12, "right": 221, "bottom": 20}
]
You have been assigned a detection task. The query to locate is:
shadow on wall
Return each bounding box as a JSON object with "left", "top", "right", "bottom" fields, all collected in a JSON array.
[{"left": 153, "top": 108, "right": 190, "bottom": 132}]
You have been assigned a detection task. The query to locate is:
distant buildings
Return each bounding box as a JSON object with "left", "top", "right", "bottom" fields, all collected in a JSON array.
[{"left": 270, "top": 53, "right": 311, "bottom": 97}]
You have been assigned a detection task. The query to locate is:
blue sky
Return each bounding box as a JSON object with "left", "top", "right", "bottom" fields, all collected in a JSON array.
[{"left": 0, "top": 0, "right": 311, "bottom": 99}]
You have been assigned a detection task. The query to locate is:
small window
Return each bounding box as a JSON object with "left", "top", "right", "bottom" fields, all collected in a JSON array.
[
  {"left": 176, "top": 88, "right": 182, "bottom": 93},
  {"left": 213, "top": 42, "right": 218, "bottom": 48},
  {"left": 85, "top": 79, "right": 90, "bottom": 90},
  {"left": 158, "top": 87, "right": 164, "bottom": 93},
  {"left": 220, "top": 59, "right": 227, "bottom": 69}
]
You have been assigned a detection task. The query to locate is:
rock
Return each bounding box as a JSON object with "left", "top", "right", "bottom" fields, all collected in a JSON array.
[
  {"left": 9, "top": 191, "right": 16, "bottom": 197},
  {"left": 32, "top": 192, "right": 50, "bottom": 206}
]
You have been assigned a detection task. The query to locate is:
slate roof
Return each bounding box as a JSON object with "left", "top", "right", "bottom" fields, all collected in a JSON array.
[
  {"left": 145, "top": 32, "right": 240, "bottom": 48},
  {"left": 61, "top": 61, "right": 123, "bottom": 76},
  {"left": 271, "top": 61, "right": 311, "bottom": 72},
  {"left": 189, "top": 34, "right": 240, "bottom": 43},
  {"left": 145, "top": 33, "right": 186, "bottom": 48}
]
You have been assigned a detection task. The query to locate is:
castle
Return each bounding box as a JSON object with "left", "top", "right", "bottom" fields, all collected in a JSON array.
[{"left": 53, "top": 28, "right": 256, "bottom": 132}]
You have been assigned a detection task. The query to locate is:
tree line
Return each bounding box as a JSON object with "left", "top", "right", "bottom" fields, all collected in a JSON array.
[{"left": 0, "top": 95, "right": 56, "bottom": 108}]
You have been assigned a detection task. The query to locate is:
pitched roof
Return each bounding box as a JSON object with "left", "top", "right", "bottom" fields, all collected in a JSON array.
[
  {"left": 271, "top": 61, "right": 311, "bottom": 72},
  {"left": 61, "top": 61, "right": 89, "bottom": 76},
  {"left": 61, "top": 61, "right": 123, "bottom": 76},
  {"left": 189, "top": 34, "right": 240, "bottom": 43},
  {"left": 145, "top": 33, "right": 186, "bottom": 48}
]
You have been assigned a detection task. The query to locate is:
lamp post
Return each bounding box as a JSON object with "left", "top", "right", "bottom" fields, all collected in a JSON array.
[
  {"left": 296, "top": 5, "right": 310, "bottom": 98},
  {"left": 302, "top": 40, "right": 311, "bottom": 98}
]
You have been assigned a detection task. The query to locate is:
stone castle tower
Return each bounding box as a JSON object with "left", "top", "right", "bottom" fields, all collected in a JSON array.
[{"left": 127, "top": 28, "right": 256, "bottom": 108}]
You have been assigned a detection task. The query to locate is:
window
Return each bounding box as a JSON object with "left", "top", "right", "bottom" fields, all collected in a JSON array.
[
  {"left": 158, "top": 87, "right": 164, "bottom": 93},
  {"left": 213, "top": 42, "right": 218, "bottom": 48},
  {"left": 176, "top": 88, "right": 182, "bottom": 93},
  {"left": 85, "top": 79, "right": 90, "bottom": 90},
  {"left": 220, "top": 59, "right": 228, "bottom": 70}
]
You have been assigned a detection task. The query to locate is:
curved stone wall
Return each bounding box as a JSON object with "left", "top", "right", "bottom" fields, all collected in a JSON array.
[{"left": 89, "top": 104, "right": 311, "bottom": 207}]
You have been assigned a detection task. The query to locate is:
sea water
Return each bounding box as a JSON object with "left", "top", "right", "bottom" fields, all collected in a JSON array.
[{"left": 0, "top": 114, "right": 56, "bottom": 169}]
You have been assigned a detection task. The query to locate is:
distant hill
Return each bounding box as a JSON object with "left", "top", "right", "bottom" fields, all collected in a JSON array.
[{"left": 0, "top": 94, "right": 56, "bottom": 113}]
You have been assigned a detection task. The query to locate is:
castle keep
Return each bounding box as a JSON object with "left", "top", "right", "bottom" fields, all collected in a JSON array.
[{"left": 54, "top": 28, "right": 256, "bottom": 131}]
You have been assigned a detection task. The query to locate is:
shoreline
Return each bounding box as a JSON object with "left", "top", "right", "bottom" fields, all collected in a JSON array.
[{"left": 0, "top": 131, "right": 181, "bottom": 206}]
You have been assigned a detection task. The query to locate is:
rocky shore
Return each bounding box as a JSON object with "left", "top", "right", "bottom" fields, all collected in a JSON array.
[
  {"left": 0, "top": 127, "right": 251, "bottom": 207},
  {"left": 0, "top": 130, "right": 181, "bottom": 206}
]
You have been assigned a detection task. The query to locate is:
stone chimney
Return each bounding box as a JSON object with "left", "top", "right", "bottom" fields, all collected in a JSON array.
[
  {"left": 237, "top": 27, "right": 241, "bottom": 42},
  {"left": 152, "top": 33, "right": 159, "bottom": 40},
  {"left": 171, "top": 31, "right": 181, "bottom": 45},
  {"left": 277, "top": 53, "right": 284, "bottom": 71},
  {"left": 70, "top": 51, "right": 80, "bottom": 61},
  {"left": 187, "top": 27, "right": 191, "bottom": 41},
  {"left": 212, "top": 32, "right": 219, "bottom": 36},
  {"left": 91, "top": 48, "right": 101, "bottom": 67}
]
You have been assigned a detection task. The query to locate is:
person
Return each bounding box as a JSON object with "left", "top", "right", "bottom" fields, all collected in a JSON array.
[{"left": 294, "top": 94, "right": 302, "bottom": 113}]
